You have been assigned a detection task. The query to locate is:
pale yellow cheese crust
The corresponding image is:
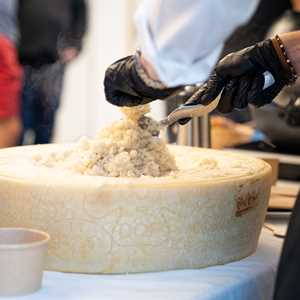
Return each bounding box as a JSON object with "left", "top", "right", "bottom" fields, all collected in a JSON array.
[{"left": 0, "top": 145, "right": 272, "bottom": 273}]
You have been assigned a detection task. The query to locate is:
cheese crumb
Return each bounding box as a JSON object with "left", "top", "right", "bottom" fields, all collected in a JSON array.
[{"left": 35, "top": 104, "right": 177, "bottom": 177}]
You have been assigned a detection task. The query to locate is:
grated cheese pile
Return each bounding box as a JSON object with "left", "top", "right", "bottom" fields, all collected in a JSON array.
[{"left": 34, "top": 105, "right": 177, "bottom": 177}]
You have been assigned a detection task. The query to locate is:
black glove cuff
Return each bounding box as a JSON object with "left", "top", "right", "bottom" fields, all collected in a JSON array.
[
  {"left": 129, "top": 56, "right": 181, "bottom": 101},
  {"left": 134, "top": 51, "right": 167, "bottom": 90}
]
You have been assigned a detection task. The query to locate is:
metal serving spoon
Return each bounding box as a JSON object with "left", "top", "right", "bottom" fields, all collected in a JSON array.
[
  {"left": 139, "top": 71, "right": 275, "bottom": 136},
  {"left": 159, "top": 71, "right": 275, "bottom": 128}
]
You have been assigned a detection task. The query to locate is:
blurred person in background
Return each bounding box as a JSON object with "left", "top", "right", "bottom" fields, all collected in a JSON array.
[
  {"left": 0, "top": 0, "right": 22, "bottom": 148},
  {"left": 17, "top": 0, "right": 87, "bottom": 145}
]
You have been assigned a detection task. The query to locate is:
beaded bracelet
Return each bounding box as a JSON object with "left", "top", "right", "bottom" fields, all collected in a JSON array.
[{"left": 272, "top": 34, "right": 298, "bottom": 85}]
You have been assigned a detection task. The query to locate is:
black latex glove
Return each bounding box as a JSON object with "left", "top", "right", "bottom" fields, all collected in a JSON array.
[
  {"left": 104, "top": 55, "right": 179, "bottom": 107},
  {"left": 179, "top": 39, "right": 293, "bottom": 126}
]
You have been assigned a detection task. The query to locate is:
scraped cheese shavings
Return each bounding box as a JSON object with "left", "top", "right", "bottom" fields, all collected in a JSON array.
[{"left": 34, "top": 104, "right": 177, "bottom": 177}]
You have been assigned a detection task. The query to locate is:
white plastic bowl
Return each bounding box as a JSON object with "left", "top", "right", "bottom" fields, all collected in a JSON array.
[{"left": 0, "top": 228, "right": 50, "bottom": 297}]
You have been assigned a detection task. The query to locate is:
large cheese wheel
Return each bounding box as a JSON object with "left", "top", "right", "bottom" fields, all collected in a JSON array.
[{"left": 0, "top": 144, "right": 271, "bottom": 273}]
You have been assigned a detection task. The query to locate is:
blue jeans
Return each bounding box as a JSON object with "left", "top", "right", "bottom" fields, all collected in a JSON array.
[{"left": 19, "top": 63, "right": 65, "bottom": 144}]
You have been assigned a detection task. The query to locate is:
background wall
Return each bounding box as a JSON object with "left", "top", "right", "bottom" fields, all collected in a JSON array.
[{"left": 54, "top": 0, "right": 165, "bottom": 143}]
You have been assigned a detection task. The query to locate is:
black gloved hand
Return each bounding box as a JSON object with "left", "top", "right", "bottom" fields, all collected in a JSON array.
[
  {"left": 104, "top": 55, "right": 179, "bottom": 107},
  {"left": 179, "top": 39, "right": 294, "bottom": 122}
]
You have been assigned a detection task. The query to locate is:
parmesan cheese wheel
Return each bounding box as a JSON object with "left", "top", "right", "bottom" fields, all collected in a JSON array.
[{"left": 0, "top": 144, "right": 271, "bottom": 273}]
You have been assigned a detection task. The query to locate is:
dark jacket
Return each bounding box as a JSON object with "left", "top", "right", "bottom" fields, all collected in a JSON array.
[{"left": 17, "top": 0, "right": 87, "bottom": 67}]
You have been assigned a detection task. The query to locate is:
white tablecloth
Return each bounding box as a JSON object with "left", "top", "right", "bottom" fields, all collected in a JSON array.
[{"left": 8, "top": 229, "right": 283, "bottom": 300}]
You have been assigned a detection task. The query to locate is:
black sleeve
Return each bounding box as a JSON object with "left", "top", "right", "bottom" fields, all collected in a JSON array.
[
  {"left": 65, "top": 0, "right": 88, "bottom": 51},
  {"left": 273, "top": 191, "right": 300, "bottom": 300}
]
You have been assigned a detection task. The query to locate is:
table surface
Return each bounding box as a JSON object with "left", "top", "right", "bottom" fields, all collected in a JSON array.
[{"left": 6, "top": 228, "right": 283, "bottom": 300}]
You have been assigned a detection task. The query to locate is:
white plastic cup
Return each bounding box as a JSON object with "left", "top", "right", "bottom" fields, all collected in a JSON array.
[{"left": 0, "top": 228, "right": 50, "bottom": 297}]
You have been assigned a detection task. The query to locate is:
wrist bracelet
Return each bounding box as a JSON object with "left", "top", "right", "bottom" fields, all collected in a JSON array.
[
  {"left": 134, "top": 50, "right": 167, "bottom": 90},
  {"left": 272, "top": 35, "right": 298, "bottom": 85}
]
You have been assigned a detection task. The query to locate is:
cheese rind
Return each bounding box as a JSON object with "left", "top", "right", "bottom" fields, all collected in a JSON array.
[{"left": 0, "top": 145, "right": 271, "bottom": 273}]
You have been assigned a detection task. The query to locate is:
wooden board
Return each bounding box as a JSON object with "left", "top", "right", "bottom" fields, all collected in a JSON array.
[{"left": 269, "top": 184, "right": 299, "bottom": 210}]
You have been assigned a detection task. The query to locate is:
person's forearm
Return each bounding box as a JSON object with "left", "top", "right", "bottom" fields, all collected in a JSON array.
[
  {"left": 281, "top": 31, "right": 300, "bottom": 75},
  {"left": 140, "top": 31, "right": 300, "bottom": 83},
  {"left": 140, "top": 55, "right": 160, "bottom": 81},
  {"left": 291, "top": 0, "right": 300, "bottom": 12},
  {"left": 142, "top": 31, "right": 300, "bottom": 81}
]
